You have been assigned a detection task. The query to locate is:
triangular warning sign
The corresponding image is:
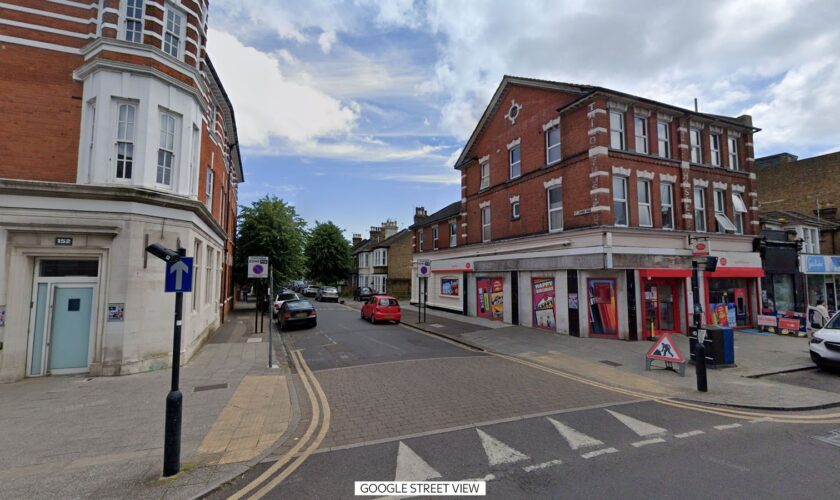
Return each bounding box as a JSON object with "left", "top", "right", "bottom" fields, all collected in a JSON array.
[{"left": 645, "top": 333, "right": 685, "bottom": 363}]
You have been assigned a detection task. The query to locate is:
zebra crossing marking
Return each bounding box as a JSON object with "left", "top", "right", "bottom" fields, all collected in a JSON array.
[
  {"left": 547, "top": 417, "right": 604, "bottom": 450},
  {"left": 522, "top": 459, "right": 563, "bottom": 472},
  {"left": 675, "top": 430, "right": 705, "bottom": 438},
  {"left": 631, "top": 437, "right": 666, "bottom": 447},
  {"left": 476, "top": 429, "right": 530, "bottom": 466},
  {"left": 581, "top": 447, "right": 619, "bottom": 459},
  {"left": 605, "top": 409, "right": 668, "bottom": 437},
  {"left": 714, "top": 423, "right": 742, "bottom": 431}
]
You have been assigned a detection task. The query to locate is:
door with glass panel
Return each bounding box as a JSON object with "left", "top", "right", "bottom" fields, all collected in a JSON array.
[{"left": 643, "top": 280, "right": 680, "bottom": 336}]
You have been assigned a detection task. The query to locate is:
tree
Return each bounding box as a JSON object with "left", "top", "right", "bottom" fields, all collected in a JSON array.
[
  {"left": 235, "top": 196, "right": 307, "bottom": 293},
  {"left": 305, "top": 221, "right": 352, "bottom": 286}
]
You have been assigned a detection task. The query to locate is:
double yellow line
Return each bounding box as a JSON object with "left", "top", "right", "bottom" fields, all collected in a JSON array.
[
  {"left": 492, "top": 352, "right": 840, "bottom": 424},
  {"left": 230, "top": 350, "right": 331, "bottom": 499}
]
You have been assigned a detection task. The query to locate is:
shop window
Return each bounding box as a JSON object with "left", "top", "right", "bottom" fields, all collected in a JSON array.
[
  {"left": 532, "top": 277, "right": 557, "bottom": 330},
  {"left": 708, "top": 278, "right": 750, "bottom": 327},
  {"left": 588, "top": 278, "right": 618, "bottom": 336},
  {"left": 476, "top": 277, "right": 504, "bottom": 321}
]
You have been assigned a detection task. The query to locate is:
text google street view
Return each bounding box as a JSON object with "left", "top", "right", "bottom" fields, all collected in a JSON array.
[{"left": 1, "top": 1, "right": 840, "bottom": 499}]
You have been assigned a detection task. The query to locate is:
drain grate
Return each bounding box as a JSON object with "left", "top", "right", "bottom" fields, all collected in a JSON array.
[
  {"left": 193, "top": 383, "right": 229, "bottom": 393},
  {"left": 599, "top": 360, "right": 622, "bottom": 367}
]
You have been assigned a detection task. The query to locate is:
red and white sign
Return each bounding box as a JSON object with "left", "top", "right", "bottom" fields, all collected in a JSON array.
[
  {"left": 645, "top": 333, "right": 685, "bottom": 363},
  {"left": 692, "top": 240, "right": 710, "bottom": 257},
  {"left": 757, "top": 315, "right": 778, "bottom": 327},
  {"left": 779, "top": 318, "right": 800, "bottom": 331},
  {"left": 719, "top": 257, "right": 728, "bottom": 266}
]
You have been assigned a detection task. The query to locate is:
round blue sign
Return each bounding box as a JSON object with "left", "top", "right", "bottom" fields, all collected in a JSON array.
[
  {"left": 420, "top": 265, "right": 429, "bottom": 274},
  {"left": 253, "top": 264, "right": 264, "bottom": 274}
]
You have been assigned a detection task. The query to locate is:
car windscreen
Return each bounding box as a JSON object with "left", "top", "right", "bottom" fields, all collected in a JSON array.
[
  {"left": 277, "top": 293, "right": 297, "bottom": 301},
  {"left": 824, "top": 312, "right": 840, "bottom": 330},
  {"left": 323, "top": 288, "right": 337, "bottom": 293},
  {"left": 378, "top": 298, "right": 398, "bottom": 307},
  {"left": 286, "top": 300, "right": 313, "bottom": 310}
]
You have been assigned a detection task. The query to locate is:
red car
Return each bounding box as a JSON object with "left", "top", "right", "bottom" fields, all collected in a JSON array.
[{"left": 361, "top": 295, "right": 402, "bottom": 324}]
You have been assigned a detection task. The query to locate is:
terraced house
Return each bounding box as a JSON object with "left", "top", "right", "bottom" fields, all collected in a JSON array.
[
  {"left": 0, "top": 0, "right": 243, "bottom": 381},
  {"left": 412, "top": 76, "right": 762, "bottom": 340}
]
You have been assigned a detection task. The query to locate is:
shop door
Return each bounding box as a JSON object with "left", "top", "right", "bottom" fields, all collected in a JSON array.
[{"left": 643, "top": 280, "right": 680, "bottom": 336}]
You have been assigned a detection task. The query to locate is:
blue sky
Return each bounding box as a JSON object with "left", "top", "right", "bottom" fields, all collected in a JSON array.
[{"left": 207, "top": 0, "right": 840, "bottom": 238}]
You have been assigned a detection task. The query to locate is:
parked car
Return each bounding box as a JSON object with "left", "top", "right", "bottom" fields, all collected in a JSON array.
[
  {"left": 810, "top": 313, "right": 840, "bottom": 368},
  {"left": 317, "top": 286, "right": 340, "bottom": 302},
  {"left": 354, "top": 286, "right": 378, "bottom": 302},
  {"left": 303, "top": 285, "right": 320, "bottom": 297},
  {"left": 273, "top": 291, "right": 300, "bottom": 318},
  {"left": 361, "top": 295, "right": 401, "bottom": 324},
  {"left": 278, "top": 300, "right": 317, "bottom": 330}
]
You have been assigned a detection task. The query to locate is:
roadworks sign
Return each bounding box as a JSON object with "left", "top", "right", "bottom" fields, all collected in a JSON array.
[{"left": 645, "top": 333, "right": 685, "bottom": 363}]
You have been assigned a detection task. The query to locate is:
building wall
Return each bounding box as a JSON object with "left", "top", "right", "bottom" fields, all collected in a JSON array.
[{"left": 385, "top": 232, "right": 413, "bottom": 295}]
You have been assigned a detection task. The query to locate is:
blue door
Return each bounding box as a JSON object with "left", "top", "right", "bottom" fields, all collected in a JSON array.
[{"left": 48, "top": 287, "right": 93, "bottom": 372}]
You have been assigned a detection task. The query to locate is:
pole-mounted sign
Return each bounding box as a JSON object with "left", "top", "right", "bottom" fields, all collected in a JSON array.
[
  {"left": 248, "top": 256, "right": 269, "bottom": 279},
  {"left": 165, "top": 258, "right": 193, "bottom": 293}
]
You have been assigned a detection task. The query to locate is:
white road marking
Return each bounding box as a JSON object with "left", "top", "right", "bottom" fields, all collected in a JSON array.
[
  {"left": 631, "top": 438, "right": 666, "bottom": 447},
  {"left": 674, "top": 430, "right": 705, "bottom": 438},
  {"left": 428, "top": 323, "right": 445, "bottom": 328},
  {"left": 246, "top": 338, "right": 263, "bottom": 343},
  {"left": 394, "top": 442, "right": 441, "bottom": 481},
  {"left": 714, "top": 423, "right": 742, "bottom": 431},
  {"left": 463, "top": 473, "right": 496, "bottom": 482},
  {"left": 476, "top": 429, "right": 530, "bottom": 466},
  {"left": 581, "top": 447, "right": 619, "bottom": 459},
  {"left": 547, "top": 417, "right": 604, "bottom": 450},
  {"left": 606, "top": 409, "right": 667, "bottom": 437},
  {"left": 522, "top": 459, "right": 563, "bottom": 472}
]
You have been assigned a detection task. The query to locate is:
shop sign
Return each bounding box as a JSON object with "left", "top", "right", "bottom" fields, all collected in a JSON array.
[
  {"left": 757, "top": 314, "right": 778, "bottom": 327},
  {"left": 691, "top": 239, "right": 710, "bottom": 257},
  {"left": 532, "top": 277, "right": 556, "bottom": 330},
  {"left": 801, "top": 255, "right": 840, "bottom": 274},
  {"left": 712, "top": 251, "right": 762, "bottom": 269},
  {"left": 779, "top": 317, "right": 801, "bottom": 331}
]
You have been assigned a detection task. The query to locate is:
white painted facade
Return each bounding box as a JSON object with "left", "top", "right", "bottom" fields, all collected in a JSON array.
[{"left": 0, "top": 189, "right": 225, "bottom": 382}]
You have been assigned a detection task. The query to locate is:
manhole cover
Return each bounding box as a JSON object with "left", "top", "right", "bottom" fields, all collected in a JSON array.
[
  {"left": 599, "top": 360, "right": 622, "bottom": 367},
  {"left": 193, "top": 383, "right": 229, "bottom": 393}
]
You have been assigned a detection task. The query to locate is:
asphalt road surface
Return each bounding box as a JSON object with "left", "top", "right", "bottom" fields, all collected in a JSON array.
[
  {"left": 216, "top": 303, "right": 840, "bottom": 499},
  {"left": 764, "top": 366, "right": 840, "bottom": 394}
]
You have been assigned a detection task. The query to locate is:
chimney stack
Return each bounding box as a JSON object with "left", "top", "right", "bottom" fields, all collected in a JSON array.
[
  {"left": 369, "top": 225, "right": 382, "bottom": 242},
  {"left": 414, "top": 207, "right": 428, "bottom": 226},
  {"left": 352, "top": 233, "right": 362, "bottom": 246},
  {"left": 381, "top": 219, "right": 398, "bottom": 239}
]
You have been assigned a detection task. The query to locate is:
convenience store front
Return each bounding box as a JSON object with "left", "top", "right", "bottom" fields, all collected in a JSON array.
[
  {"left": 704, "top": 252, "right": 764, "bottom": 328},
  {"left": 800, "top": 255, "right": 840, "bottom": 315}
]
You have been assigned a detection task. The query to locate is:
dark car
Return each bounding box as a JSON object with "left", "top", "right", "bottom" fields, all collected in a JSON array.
[
  {"left": 278, "top": 300, "right": 317, "bottom": 330},
  {"left": 354, "top": 286, "right": 378, "bottom": 301}
]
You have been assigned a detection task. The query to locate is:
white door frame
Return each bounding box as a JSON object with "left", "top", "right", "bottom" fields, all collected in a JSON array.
[{"left": 26, "top": 260, "right": 99, "bottom": 377}]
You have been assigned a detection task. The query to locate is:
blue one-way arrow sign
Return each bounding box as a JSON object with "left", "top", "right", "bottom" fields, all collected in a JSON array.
[{"left": 165, "top": 257, "right": 193, "bottom": 293}]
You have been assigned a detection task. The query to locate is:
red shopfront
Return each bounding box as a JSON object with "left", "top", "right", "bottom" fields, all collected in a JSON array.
[
  {"left": 640, "top": 269, "right": 690, "bottom": 337},
  {"left": 704, "top": 266, "right": 764, "bottom": 328}
]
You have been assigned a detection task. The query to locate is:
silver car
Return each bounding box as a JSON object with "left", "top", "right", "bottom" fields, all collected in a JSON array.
[{"left": 316, "top": 286, "right": 340, "bottom": 302}]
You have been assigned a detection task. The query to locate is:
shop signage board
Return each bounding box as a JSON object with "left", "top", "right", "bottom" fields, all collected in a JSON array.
[
  {"left": 801, "top": 255, "right": 840, "bottom": 274},
  {"left": 757, "top": 314, "right": 778, "bottom": 327},
  {"left": 691, "top": 239, "right": 710, "bottom": 257},
  {"left": 645, "top": 333, "right": 686, "bottom": 376},
  {"left": 248, "top": 256, "right": 269, "bottom": 279},
  {"left": 779, "top": 317, "right": 801, "bottom": 331}
]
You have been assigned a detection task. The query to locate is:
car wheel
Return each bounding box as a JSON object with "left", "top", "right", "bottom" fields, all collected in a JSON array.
[{"left": 369, "top": 313, "right": 376, "bottom": 325}]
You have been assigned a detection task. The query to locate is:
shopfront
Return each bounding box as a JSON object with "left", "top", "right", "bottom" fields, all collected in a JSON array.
[
  {"left": 476, "top": 277, "right": 504, "bottom": 321},
  {"left": 800, "top": 255, "right": 840, "bottom": 315},
  {"left": 639, "top": 269, "right": 690, "bottom": 337},
  {"left": 704, "top": 253, "right": 764, "bottom": 328}
]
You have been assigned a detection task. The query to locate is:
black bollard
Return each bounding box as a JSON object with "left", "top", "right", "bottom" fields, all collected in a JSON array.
[{"left": 695, "top": 340, "right": 708, "bottom": 392}]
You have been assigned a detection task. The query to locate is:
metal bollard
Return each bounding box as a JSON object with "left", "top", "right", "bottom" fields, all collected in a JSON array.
[{"left": 695, "top": 341, "right": 708, "bottom": 392}]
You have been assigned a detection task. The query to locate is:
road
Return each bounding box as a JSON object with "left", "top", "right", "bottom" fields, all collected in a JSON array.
[{"left": 215, "top": 302, "right": 840, "bottom": 499}]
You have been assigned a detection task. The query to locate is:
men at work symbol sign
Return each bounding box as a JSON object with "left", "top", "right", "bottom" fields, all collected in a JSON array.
[{"left": 644, "top": 332, "right": 686, "bottom": 376}]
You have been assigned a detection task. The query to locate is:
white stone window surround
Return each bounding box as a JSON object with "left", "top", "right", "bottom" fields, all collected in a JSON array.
[
  {"left": 660, "top": 173, "right": 677, "bottom": 183},
  {"left": 76, "top": 70, "right": 203, "bottom": 198},
  {"left": 611, "top": 165, "right": 631, "bottom": 177},
  {"left": 637, "top": 170, "right": 655, "bottom": 180},
  {"left": 543, "top": 176, "right": 563, "bottom": 189},
  {"left": 693, "top": 178, "right": 709, "bottom": 188},
  {"left": 507, "top": 138, "right": 521, "bottom": 150},
  {"left": 732, "top": 184, "right": 746, "bottom": 193}
]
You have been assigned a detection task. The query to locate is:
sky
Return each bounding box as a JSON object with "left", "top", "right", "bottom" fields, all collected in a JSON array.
[{"left": 206, "top": 0, "right": 840, "bottom": 239}]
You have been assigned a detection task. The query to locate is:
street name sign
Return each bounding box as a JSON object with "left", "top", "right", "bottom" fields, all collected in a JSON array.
[
  {"left": 165, "top": 257, "right": 193, "bottom": 293},
  {"left": 248, "top": 256, "right": 269, "bottom": 279}
]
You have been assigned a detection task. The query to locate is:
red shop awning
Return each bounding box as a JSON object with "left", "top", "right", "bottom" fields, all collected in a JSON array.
[
  {"left": 639, "top": 269, "right": 692, "bottom": 279},
  {"left": 706, "top": 267, "right": 765, "bottom": 278}
]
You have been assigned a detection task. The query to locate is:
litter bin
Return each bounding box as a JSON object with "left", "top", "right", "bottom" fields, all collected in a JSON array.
[{"left": 689, "top": 326, "right": 735, "bottom": 367}]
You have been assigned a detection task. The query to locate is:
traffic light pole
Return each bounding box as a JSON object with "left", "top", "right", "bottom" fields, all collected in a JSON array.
[{"left": 163, "top": 247, "right": 186, "bottom": 477}]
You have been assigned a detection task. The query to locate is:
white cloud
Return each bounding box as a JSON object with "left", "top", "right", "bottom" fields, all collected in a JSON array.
[
  {"left": 318, "top": 30, "right": 337, "bottom": 54},
  {"left": 208, "top": 28, "right": 359, "bottom": 148}
]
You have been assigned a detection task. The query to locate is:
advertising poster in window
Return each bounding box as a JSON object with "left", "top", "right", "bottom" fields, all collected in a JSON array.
[
  {"left": 532, "top": 277, "right": 556, "bottom": 330},
  {"left": 441, "top": 277, "right": 459, "bottom": 297},
  {"left": 711, "top": 303, "right": 737, "bottom": 326},
  {"left": 588, "top": 278, "right": 617, "bottom": 336},
  {"left": 476, "top": 277, "right": 504, "bottom": 321}
]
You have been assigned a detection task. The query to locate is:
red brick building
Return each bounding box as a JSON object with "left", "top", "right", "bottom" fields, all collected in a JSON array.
[
  {"left": 0, "top": 0, "right": 243, "bottom": 381},
  {"left": 412, "top": 76, "right": 762, "bottom": 340}
]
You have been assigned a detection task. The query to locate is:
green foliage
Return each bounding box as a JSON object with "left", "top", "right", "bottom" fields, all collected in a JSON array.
[
  {"left": 234, "top": 195, "right": 307, "bottom": 289},
  {"left": 305, "top": 221, "right": 352, "bottom": 285}
]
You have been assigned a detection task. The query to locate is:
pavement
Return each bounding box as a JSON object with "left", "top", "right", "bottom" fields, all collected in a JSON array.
[
  {"left": 0, "top": 301, "right": 296, "bottom": 499},
  {"left": 344, "top": 300, "right": 840, "bottom": 410}
]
